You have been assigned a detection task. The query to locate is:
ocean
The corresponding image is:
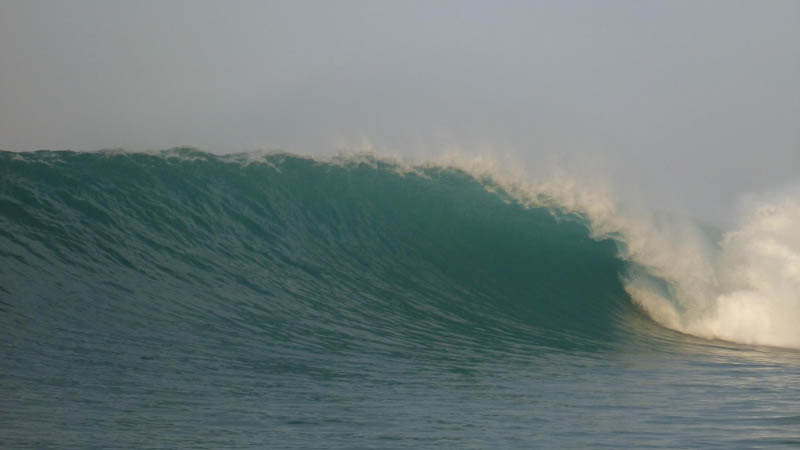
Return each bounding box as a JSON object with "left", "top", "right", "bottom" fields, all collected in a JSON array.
[{"left": 2, "top": 148, "right": 799, "bottom": 448}]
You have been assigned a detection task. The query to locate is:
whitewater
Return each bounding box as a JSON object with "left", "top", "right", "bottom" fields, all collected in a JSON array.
[
  {"left": 432, "top": 152, "right": 800, "bottom": 350},
  {"left": 2, "top": 148, "right": 800, "bottom": 448},
  {"left": 324, "top": 149, "right": 800, "bottom": 350}
]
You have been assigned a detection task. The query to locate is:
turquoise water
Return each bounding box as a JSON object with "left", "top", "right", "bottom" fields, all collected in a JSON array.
[{"left": 2, "top": 149, "right": 799, "bottom": 448}]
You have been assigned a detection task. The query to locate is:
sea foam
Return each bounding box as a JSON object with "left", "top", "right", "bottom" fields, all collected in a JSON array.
[{"left": 400, "top": 151, "right": 800, "bottom": 349}]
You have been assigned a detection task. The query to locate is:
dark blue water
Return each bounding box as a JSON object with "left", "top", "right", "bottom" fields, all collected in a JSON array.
[{"left": 2, "top": 149, "right": 799, "bottom": 448}]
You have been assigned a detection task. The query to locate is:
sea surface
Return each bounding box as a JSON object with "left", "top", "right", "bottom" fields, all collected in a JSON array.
[{"left": 2, "top": 149, "right": 799, "bottom": 448}]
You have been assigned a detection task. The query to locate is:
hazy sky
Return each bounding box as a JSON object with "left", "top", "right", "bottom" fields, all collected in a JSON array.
[{"left": 1, "top": 1, "right": 798, "bottom": 222}]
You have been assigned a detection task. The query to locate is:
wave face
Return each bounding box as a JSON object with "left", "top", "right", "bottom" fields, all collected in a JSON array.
[
  {"left": 0, "top": 149, "right": 638, "bottom": 351},
  {"left": 3, "top": 149, "right": 800, "bottom": 448}
]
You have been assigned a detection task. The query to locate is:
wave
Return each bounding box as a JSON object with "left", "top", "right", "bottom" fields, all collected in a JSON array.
[
  {"left": 1, "top": 148, "right": 798, "bottom": 350},
  {"left": 432, "top": 151, "right": 800, "bottom": 349}
]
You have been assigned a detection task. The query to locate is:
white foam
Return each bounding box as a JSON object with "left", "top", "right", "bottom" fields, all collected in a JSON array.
[
  {"left": 537, "top": 177, "right": 800, "bottom": 349},
  {"left": 382, "top": 150, "right": 800, "bottom": 349}
]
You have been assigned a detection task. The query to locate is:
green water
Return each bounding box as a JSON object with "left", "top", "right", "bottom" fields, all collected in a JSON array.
[{"left": 2, "top": 149, "right": 799, "bottom": 448}]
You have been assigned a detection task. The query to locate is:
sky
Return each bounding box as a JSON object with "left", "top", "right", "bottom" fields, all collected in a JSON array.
[{"left": 1, "top": 0, "right": 798, "bottom": 223}]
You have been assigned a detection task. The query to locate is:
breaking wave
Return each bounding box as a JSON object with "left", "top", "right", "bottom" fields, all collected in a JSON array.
[{"left": 1, "top": 148, "right": 798, "bottom": 350}]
